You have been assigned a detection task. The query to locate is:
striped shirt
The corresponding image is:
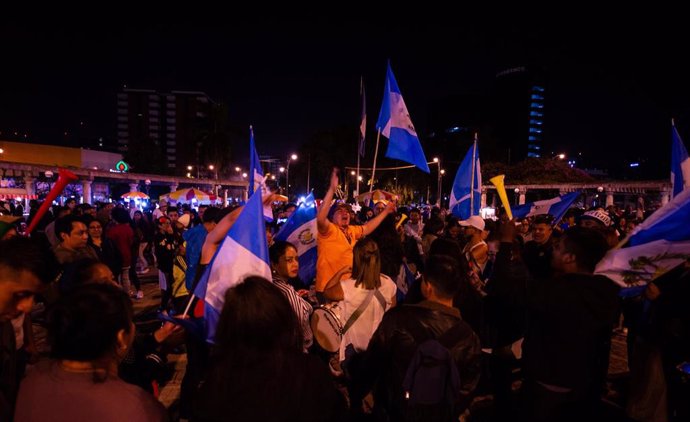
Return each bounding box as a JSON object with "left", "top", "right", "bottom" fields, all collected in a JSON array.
[{"left": 272, "top": 274, "right": 314, "bottom": 351}]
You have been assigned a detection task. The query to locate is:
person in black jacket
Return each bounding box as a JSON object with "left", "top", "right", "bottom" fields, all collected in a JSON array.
[
  {"left": 522, "top": 227, "right": 619, "bottom": 422},
  {"left": 351, "top": 255, "right": 481, "bottom": 421}
]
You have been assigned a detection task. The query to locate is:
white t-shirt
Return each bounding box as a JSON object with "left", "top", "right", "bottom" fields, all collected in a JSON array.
[{"left": 339, "top": 275, "right": 397, "bottom": 362}]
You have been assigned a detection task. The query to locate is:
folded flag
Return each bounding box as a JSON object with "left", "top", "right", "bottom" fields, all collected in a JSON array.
[{"left": 511, "top": 192, "right": 580, "bottom": 225}]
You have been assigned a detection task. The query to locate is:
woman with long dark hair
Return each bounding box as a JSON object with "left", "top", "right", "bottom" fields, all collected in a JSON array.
[
  {"left": 193, "top": 277, "right": 344, "bottom": 421},
  {"left": 14, "top": 284, "right": 166, "bottom": 421}
]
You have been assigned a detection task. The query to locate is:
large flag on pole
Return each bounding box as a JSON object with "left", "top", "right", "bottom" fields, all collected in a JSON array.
[
  {"left": 274, "top": 193, "right": 318, "bottom": 285},
  {"left": 193, "top": 190, "right": 272, "bottom": 343},
  {"left": 249, "top": 125, "right": 263, "bottom": 196},
  {"left": 249, "top": 126, "right": 273, "bottom": 221},
  {"left": 376, "top": 62, "right": 430, "bottom": 173},
  {"left": 450, "top": 142, "right": 481, "bottom": 219},
  {"left": 595, "top": 188, "right": 690, "bottom": 288},
  {"left": 359, "top": 77, "right": 367, "bottom": 157},
  {"left": 511, "top": 192, "right": 581, "bottom": 225},
  {"left": 671, "top": 120, "right": 690, "bottom": 198}
]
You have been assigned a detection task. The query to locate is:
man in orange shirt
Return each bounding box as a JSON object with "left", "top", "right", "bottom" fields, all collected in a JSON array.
[{"left": 316, "top": 168, "right": 395, "bottom": 292}]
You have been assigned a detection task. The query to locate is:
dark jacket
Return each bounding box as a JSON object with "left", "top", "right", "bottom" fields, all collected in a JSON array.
[
  {"left": 352, "top": 300, "right": 481, "bottom": 420},
  {"left": 523, "top": 237, "right": 554, "bottom": 279},
  {"left": 523, "top": 273, "right": 620, "bottom": 396},
  {"left": 482, "top": 241, "right": 529, "bottom": 349},
  {"left": 192, "top": 351, "right": 345, "bottom": 422},
  {"left": 0, "top": 321, "right": 17, "bottom": 422}
]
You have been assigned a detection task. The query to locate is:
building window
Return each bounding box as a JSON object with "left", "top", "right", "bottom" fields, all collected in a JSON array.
[
  {"left": 530, "top": 111, "right": 543, "bottom": 117},
  {"left": 117, "top": 101, "right": 128, "bottom": 107},
  {"left": 529, "top": 119, "right": 543, "bottom": 125},
  {"left": 529, "top": 127, "right": 542, "bottom": 134},
  {"left": 530, "top": 102, "right": 544, "bottom": 109},
  {"left": 531, "top": 94, "right": 544, "bottom": 100},
  {"left": 527, "top": 152, "right": 541, "bottom": 158}
]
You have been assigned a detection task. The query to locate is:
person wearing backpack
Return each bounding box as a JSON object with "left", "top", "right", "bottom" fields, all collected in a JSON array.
[{"left": 350, "top": 254, "right": 481, "bottom": 421}]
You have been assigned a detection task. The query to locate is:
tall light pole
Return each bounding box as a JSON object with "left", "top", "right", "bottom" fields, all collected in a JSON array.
[
  {"left": 433, "top": 157, "right": 442, "bottom": 207},
  {"left": 285, "top": 153, "right": 297, "bottom": 200}
]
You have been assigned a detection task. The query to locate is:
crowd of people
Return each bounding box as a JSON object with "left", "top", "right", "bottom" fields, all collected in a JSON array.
[{"left": 0, "top": 168, "right": 688, "bottom": 421}]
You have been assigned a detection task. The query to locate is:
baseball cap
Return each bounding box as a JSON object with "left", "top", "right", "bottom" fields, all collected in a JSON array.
[
  {"left": 580, "top": 209, "right": 611, "bottom": 227},
  {"left": 459, "top": 215, "right": 486, "bottom": 231},
  {"left": 177, "top": 213, "right": 191, "bottom": 228}
]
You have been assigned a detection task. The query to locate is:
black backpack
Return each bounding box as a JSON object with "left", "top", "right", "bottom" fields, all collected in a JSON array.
[{"left": 401, "top": 324, "right": 463, "bottom": 422}]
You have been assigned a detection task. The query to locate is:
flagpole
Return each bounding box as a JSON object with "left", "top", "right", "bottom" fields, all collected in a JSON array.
[
  {"left": 356, "top": 152, "right": 361, "bottom": 197},
  {"left": 469, "top": 133, "right": 478, "bottom": 215},
  {"left": 370, "top": 129, "right": 382, "bottom": 193}
]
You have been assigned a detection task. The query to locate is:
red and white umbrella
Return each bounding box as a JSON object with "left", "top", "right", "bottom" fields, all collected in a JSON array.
[{"left": 165, "top": 188, "right": 213, "bottom": 203}]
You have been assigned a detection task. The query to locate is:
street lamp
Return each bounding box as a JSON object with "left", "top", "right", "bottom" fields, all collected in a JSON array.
[
  {"left": 433, "top": 157, "right": 442, "bottom": 207},
  {"left": 208, "top": 164, "right": 217, "bottom": 180},
  {"left": 285, "top": 153, "right": 297, "bottom": 199}
]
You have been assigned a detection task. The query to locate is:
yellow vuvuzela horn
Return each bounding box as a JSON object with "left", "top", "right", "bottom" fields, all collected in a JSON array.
[{"left": 489, "top": 174, "right": 513, "bottom": 220}]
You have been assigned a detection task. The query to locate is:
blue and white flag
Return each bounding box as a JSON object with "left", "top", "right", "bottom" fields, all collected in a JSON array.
[
  {"left": 249, "top": 125, "right": 263, "bottom": 196},
  {"left": 376, "top": 62, "right": 430, "bottom": 173},
  {"left": 595, "top": 188, "right": 690, "bottom": 288},
  {"left": 450, "top": 142, "right": 481, "bottom": 219},
  {"left": 193, "top": 190, "right": 272, "bottom": 343},
  {"left": 274, "top": 193, "right": 318, "bottom": 284},
  {"left": 511, "top": 192, "right": 580, "bottom": 225},
  {"left": 248, "top": 125, "right": 273, "bottom": 221},
  {"left": 359, "top": 77, "right": 367, "bottom": 157},
  {"left": 671, "top": 121, "right": 690, "bottom": 198}
]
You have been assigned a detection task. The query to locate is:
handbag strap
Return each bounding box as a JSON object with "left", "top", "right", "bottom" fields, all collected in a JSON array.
[{"left": 341, "top": 288, "right": 386, "bottom": 335}]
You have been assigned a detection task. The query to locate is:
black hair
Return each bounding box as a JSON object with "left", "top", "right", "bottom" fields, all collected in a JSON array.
[
  {"left": 428, "top": 237, "right": 463, "bottom": 262},
  {"left": 0, "top": 236, "right": 59, "bottom": 284},
  {"left": 424, "top": 254, "right": 462, "bottom": 299},
  {"left": 49, "top": 283, "right": 133, "bottom": 362},
  {"left": 110, "top": 207, "right": 131, "bottom": 224},
  {"left": 54, "top": 215, "right": 85, "bottom": 239},
  {"left": 70, "top": 259, "right": 113, "bottom": 288},
  {"left": 202, "top": 207, "right": 221, "bottom": 224},
  {"left": 560, "top": 227, "right": 609, "bottom": 273},
  {"left": 214, "top": 206, "right": 234, "bottom": 224},
  {"left": 214, "top": 277, "right": 302, "bottom": 361},
  {"left": 423, "top": 218, "right": 445, "bottom": 236},
  {"left": 269, "top": 240, "right": 297, "bottom": 265}
]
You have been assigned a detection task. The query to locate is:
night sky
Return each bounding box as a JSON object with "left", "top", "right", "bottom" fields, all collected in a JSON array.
[{"left": 3, "top": 14, "right": 690, "bottom": 178}]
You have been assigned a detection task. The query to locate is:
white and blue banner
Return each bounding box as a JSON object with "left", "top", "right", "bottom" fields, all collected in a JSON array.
[
  {"left": 596, "top": 188, "right": 690, "bottom": 287},
  {"left": 376, "top": 62, "right": 430, "bottom": 173},
  {"left": 274, "top": 193, "right": 318, "bottom": 285},
  {"left": 450, "top": 143, "right": 482, "bottom": 219}
]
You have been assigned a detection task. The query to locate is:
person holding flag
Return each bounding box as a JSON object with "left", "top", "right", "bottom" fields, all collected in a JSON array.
[{"left": 316, "top": 168, "right": 396, "bottom": 292}]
